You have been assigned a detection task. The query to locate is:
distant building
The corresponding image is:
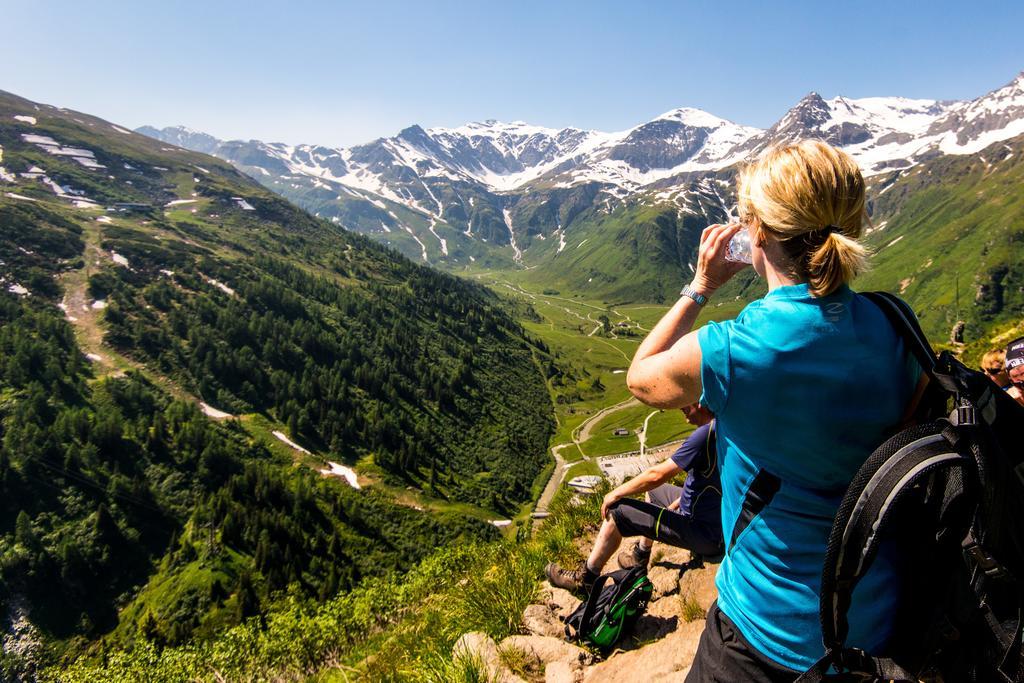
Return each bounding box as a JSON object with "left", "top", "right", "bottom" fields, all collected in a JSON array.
[
  {"left": 567, "top": 475, "right": 603, "bottom": 494},
  {"left": 613, "top": 428, "right": 629, "bottom": 436}
]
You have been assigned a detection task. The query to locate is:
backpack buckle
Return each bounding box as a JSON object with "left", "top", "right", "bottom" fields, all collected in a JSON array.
[
  {"left": 834, "top": 648, "right": 876, "bottom": 678},
  {"left": 963, "top": 537, "right": 1008, "bottom": 579},
  {"left": 950, "top": 401, "right": 976, "bottom": 426}
]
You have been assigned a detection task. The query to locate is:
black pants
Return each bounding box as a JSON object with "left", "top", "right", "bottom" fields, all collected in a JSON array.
[
  {"left": 685, "top": 602, "right": 801, "bottom": 683},
  {"left": 608, "top": 485, "right": 723, "bottom": 557}
]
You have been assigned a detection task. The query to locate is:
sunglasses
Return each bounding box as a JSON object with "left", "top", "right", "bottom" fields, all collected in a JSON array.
[{"left": 984, "top": 367, "right": 1004, "bottom": 375}]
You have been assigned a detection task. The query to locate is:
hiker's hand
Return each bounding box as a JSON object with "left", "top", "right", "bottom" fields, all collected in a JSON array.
[
  {"left": 601, "top": 491, "right": 622, "bottom": 521},
  {"left": 691, "top": 223, "right": 749, "bottom": 294},
  {"left": 1010, "top": 385, "right": 1024, "bottom": 407}
]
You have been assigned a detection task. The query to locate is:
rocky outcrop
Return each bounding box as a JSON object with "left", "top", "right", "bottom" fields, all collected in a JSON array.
[{"left": 453, "top": 543, "right": 720, "bottom": 682}]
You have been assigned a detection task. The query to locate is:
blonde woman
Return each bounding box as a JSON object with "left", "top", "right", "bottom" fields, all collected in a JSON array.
[
  {"left": 626, "top": 140, "right": 923, "bottom": 681},
  {"left": 980, "top": 348, "right": 1012, "bottom": 390}
]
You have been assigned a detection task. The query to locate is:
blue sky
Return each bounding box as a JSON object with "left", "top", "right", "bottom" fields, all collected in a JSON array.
[{"left": 4, "top": 1, "right": 1023, "bottom": 147}]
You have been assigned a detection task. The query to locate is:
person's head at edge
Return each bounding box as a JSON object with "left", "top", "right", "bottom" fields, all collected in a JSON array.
[
  {"left": 981, "top": 348, "right": 1010, "bottom": 388},
  {"left": 737, "top": 139, "right": 868, "bottom": 297},
  {"left": 1006, "top": 337, "right": 1024, "bottom": 388},
  {"left": 681, "top": 401, "right": 713, "bottom": 427}
]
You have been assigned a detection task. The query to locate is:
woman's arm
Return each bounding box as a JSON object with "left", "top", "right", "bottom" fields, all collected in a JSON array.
[
  {"left": 627, "top": 223, "right": 747, "bottom": 408},
  {"left": 601, "top": 458, "right": 682, "bottom": 519}
]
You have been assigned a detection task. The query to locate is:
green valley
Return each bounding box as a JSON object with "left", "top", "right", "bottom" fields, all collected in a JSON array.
[{"left": 0, "top": 91, "right": 554, "bottom": 677}]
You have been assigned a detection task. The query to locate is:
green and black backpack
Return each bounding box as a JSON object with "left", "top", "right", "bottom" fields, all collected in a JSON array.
[{"left": 563, "top": 565, "right": 653, "bottom": 652}]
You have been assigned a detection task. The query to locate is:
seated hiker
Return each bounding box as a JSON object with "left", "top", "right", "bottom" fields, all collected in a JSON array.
[
  {"left": 981, "top": 348, "right": 1012, "bottom": 390},
  {"left": 1006, "top": 336, "right": 1024, "bottom": 406},
  {"left": 545, "top": 402, "right": 723, "bottom": 592}
]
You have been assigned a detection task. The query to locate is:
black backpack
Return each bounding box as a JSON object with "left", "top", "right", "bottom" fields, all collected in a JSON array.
[
  {"left": 563, "top": 565, "right": 653, "bottom": 653},
  {"left": 798, "top": 292, "right": 1024, "bottom": 682}
]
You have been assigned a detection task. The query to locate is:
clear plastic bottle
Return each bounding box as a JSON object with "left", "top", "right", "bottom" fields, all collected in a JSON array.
[{"left": 725, "top": 228, "right": 753, "bottom": 264}]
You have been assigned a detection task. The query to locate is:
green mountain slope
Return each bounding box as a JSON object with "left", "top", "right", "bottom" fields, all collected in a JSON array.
[
  {"left": 0, "top": 90, "right": 552, "bottom": 672},
  {"left": 857, "top": 136, "right": 1024, "bottom": 344},
  {"left": 485, "top": 177, "right": 736, "bottom": 304},
  {"left": 500, "top": 137, "right": 1024, "bottom": 351}
]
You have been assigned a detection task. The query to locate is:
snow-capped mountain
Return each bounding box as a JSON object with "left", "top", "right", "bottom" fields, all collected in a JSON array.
[
  {"left": 922, "top": 71, "right": 1024, "bottom": 156},
  {"left": 733, "top": 93, "right": 956, "bottom": 173},
  {"left": 139, "top": 70, "right": 1024, "bottom": 267}
]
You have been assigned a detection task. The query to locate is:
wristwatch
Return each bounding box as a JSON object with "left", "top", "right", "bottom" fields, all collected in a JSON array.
[{"left": 679, "top": 285, "right": 708, "bottom": 306}]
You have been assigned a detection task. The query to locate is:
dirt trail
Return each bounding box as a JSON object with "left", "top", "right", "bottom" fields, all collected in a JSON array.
[
  {"left": 58, "top": 220, "right": 196, "bottom": 406},
  {"left": 60, "top": 222, "right": 114, "bottom": 371},
  {"left": 533, "top": 444, "right": 571, "bottom": 518}
]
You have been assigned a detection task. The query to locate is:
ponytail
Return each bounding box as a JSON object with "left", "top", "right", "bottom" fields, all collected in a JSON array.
[{"left": 808, "top": 230, "right": 868, "bottom": 297}]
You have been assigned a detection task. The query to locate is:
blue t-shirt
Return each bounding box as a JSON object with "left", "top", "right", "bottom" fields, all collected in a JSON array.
[
  {"left": 669, "top": 422, "right": 721, "bottom": 526},
  {"left": 698, "top": 283, "right": 919, "bottom": 671}
]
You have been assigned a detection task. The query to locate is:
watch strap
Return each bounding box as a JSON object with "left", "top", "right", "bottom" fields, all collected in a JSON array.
[{"left": 680, "top": 285, "right": 708, "bottom": 306}]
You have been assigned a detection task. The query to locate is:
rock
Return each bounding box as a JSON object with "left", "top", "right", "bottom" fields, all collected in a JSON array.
[
  {"left": 678, "top": 562, "right": 719, "bottom": 614},
  {"left": 501, "top": 634, "right": 594, "bottom": 668},
  {"left": 646, "top": 545, "right": 694, "bottom": 595},
  {"left": 523, "top": 603, "right": 565, "bottom": 638},
  {"left": 541, "top": 584, "right": 581, "bottom": 618},
  {"left": 498, "top": 634, "right": 592, "bottom": 683},
  {"left": 453, "top": 631, "right": 528, "bottom": 683},
  {"left": 583, "top": 619, "right": 707, "bottom": 683},
  {"left": 546, "top": 660, "right": 581, "bottom": 683}
]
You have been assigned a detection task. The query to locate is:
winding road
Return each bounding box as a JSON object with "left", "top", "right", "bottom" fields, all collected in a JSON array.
[{"left": 533, "top": 397, "right": 642, "bottom": 520}]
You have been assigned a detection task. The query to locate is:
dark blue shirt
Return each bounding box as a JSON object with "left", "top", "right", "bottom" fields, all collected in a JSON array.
[{"left": 669, "top": 422, "right": 721, "bottom": 526}]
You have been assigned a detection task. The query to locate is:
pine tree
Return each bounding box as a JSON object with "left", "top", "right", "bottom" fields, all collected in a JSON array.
[{"left": 235, "top": 571, "right": 259, "bottom": 622}]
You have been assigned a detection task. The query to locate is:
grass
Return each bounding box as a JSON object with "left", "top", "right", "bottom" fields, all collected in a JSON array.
[
  {"left": 679, "top": 591, "right": 705, "bottom": 623},
  {"left": 576, "top": 404, "right": 695, "bottom": 459},
  {"left": 564, "top": 460, "right": 601, "bottom": 481},
  {"left": 498, "top": 643, "right": 543, "bottom": 681},
  {"left": 645, "top": 410, "right": 695, "bottom": 449},
  {"left": 479, "top": 277, "right": 639, "bottom": 446},
  {"left": 432, "top": 652, "right": 495, "bottom": 683}
]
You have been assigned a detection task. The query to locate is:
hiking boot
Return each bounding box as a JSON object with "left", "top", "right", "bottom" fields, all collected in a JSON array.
[
  {"left": 545, "top": 561, "right": 595, "bottom": 593},
  {"left": 617, "top": 541, "right": 651, "bottom": 570}
]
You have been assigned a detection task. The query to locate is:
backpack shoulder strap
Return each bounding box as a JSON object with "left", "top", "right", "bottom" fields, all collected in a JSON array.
[
  {"left": 814, "top": 427, "right": 973, "bottom": 675},
  {"left": 797, "top": 649, "right": 919, "bottom": 683},
  {"left": 861, "top": 291, "right": 937, "bottom": 375},
  {"left": 576, "top": 572, "right": 617, "bottom": 631}
]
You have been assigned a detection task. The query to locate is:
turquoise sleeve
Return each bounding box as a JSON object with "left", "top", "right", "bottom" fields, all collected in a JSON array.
[{"left": 698, "top": 320, "right": 732, "bottom": 415}]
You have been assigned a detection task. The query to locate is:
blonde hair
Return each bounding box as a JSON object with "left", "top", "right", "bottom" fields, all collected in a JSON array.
[
  {"left": 982, "top": 349, "right": 1006, "bottom": 369},
  {"left": 738, "top": 140, "right": 869, "bottom": 297}
]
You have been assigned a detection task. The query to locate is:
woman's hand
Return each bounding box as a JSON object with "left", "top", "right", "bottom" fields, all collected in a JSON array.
[
  {"left": 601, "top": 490, "right": 623, "bottom": 520},
  {"left": 691, "top": 223, "right": 750, "bottom": 295}
]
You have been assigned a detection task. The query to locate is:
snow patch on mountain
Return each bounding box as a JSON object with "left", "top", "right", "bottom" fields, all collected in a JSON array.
[
  {"left": 503, "top": 208, "right": 522, "bottom": 263},
  {"left": 404, "top": 226, "right": 428, "bottom": 262}
]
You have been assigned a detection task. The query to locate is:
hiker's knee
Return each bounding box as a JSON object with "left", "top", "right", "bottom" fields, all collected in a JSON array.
[{"left": 607, "top": 499, "right": 630, "bottom": 528}]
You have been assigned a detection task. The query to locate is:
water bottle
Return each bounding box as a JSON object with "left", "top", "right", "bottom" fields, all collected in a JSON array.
[{"left": 725, "top": 228, "right": 753, "bottom": 264}]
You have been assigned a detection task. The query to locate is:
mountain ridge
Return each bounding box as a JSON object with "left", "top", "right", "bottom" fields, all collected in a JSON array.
[{"left": 137, "top": 70, "right": 1024, "bottom": 271}]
